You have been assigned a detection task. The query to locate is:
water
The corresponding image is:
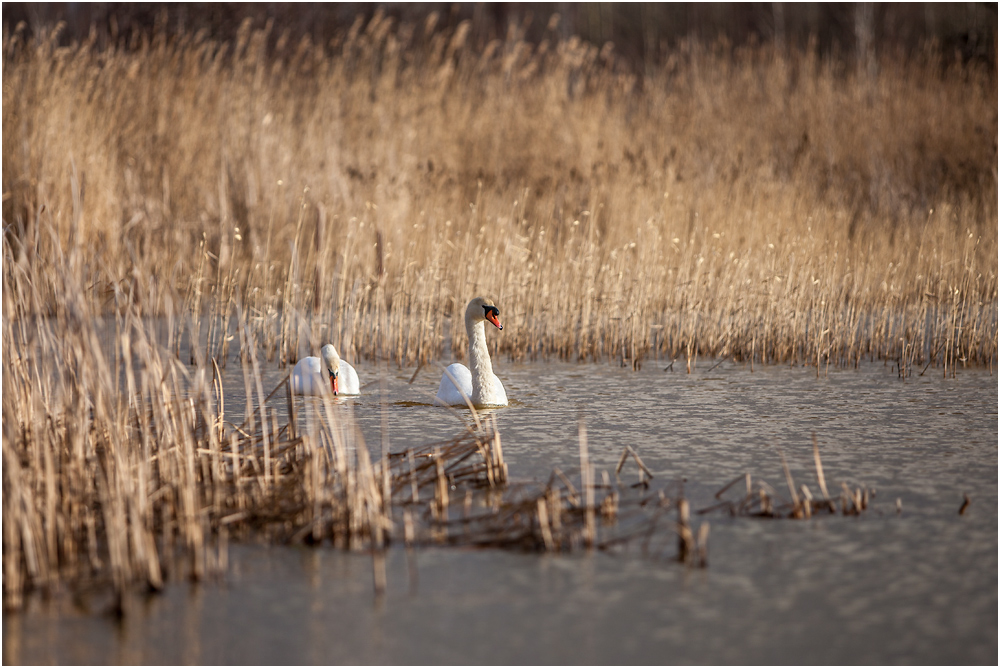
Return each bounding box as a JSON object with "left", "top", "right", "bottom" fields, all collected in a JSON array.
[{"left": 4, "top": 359, "right": 997, "bottom": 664}]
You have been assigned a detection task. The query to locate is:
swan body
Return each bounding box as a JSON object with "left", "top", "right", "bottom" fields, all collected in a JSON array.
[
  {"left": 436, "top": 297, "right": 508, "bottom": 407},
  {"left": 436, "top": 363, "right": 473, "bottom": 406},
  {"left": 291, "top": 344, "right": 360, "bottom": 396}
]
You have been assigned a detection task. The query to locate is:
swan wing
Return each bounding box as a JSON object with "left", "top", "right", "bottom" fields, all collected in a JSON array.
[
  {"left": 339, "top": 361, "right": 361, "bottom": 395},
  {"left": 291, "top": 356, "right": 326, "bottom": 395},
  {"left": 436, "top": 363, "right": 473, "bottom": 406}
]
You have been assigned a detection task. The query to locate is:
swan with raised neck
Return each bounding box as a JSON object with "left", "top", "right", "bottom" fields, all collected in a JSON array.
[{"left": 436, "top": 297, "right": 508, "bottom": 407}]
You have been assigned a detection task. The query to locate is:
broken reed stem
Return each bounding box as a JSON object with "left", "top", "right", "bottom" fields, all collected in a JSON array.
[
  {"left": 696, "top": 522, "right": 710, "bottom": 568},
  {"left": 677, "top": 497, "right": 693, "bottom": 563},
  {"left": 492, "top": 415, "right": 507, "bottom": 484},
  {"left": 812, "top": 432, "right": 830, "bottom": 499},
  {"left": 434, "top": 447, "right": 449, "bottom": 519},
  {"left": 537, "top": 498, "right": 555, "bottom": 551},
  {"left": 778, "top": 449, "right": 802, "bottom": 518},
  {"left": 616, "top": 445, "right": 654, "bottom": 486},
  {"left": 959, "top": 494, "right": 971, "bottom": 515},
  {"left": 579, "top": 418, "right": 596, "bottom": 549}
]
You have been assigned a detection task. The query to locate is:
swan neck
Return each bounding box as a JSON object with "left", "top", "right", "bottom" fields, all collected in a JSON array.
[{"left": 466, "top": 317, "right": 493, "bottom": 389}]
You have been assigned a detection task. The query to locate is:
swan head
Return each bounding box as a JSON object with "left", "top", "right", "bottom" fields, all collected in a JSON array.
[
  {"left": 320, "top": 344, "right": 342, "bottom": 395},
  {"left": 466, "top": 297, "right": 503, "bottom": 330}
]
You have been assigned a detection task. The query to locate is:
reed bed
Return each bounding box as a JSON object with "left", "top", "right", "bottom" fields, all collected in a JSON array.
[
  {"left": 2, "top": 15, "right": 996, "bottom": 373},
  {"left": 0, "top": 260, "right": 393, "bottom": 610},
  {"left": 1, "top": 295, "right": 698, "bottom": 612},
  {"left": 0, "top": 234, "right": 701, "bottom": 610},
  {"left": 1, "top": 11, "right": 994, "bottom": 613}
]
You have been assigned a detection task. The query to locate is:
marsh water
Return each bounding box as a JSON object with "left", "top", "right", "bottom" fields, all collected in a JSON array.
[{"left": 4, "top": 358, "right": 998, "bottom": 664}]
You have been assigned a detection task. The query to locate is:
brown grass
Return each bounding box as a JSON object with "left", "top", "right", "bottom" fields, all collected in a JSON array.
[
  {"left": 1, "top": 13, "right": 996, "bottom": 612},
  {"left": 0, "top": 271, "right": 397, "bottom": 610},
  {"left": 0, "top": 301, "right": 690, "bottom": 612},
  {"left": 3, "top": 15, "right": 996, "bottom": 371}
]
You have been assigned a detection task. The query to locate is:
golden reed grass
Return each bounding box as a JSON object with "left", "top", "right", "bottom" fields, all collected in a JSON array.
[
  {"left": 1, "top": 14, "right": 996, "bottom": 611},
  {"left": 1, "top": 271, "right": 399, "bottom": 610},
  {"left": 3, "top": 15, "right": 996, "bottom": 370}
]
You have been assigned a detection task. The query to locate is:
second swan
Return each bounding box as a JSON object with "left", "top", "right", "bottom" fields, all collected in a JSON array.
[{"left": 291, "top": 344, "right": 360, "bottom": 396}]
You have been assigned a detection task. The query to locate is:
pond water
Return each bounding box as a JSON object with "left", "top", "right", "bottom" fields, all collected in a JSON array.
[{"left": 4, "top": 358, "right": 997, "bottom": 664}]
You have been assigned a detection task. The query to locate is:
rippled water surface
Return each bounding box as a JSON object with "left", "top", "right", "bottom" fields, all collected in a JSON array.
[{"left": 5, "top": 359, "right": 997, "bottom": 664}]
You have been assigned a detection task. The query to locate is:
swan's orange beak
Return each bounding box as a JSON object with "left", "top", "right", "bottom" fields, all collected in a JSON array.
[
  {"left": 486, "top": 310, "right": 503, "bottom": 330},
  {"left": 330, "top": 374, "right": 339, "bottom": 396}
]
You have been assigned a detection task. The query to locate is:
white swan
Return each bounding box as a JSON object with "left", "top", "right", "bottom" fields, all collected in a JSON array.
[
  {"left": 291, "top": 344, "right": 360, "bottom": 396},
  {"left": 436, "top": 297, "right": 508, "bottom": 407}
]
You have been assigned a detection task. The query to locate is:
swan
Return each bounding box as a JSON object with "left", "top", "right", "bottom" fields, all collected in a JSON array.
[
  {"left": 291, "top": 344, "right": 360, "bottom": 396},
  {"left": 436, "top": 297, "right": 508, "bottom": 407}
]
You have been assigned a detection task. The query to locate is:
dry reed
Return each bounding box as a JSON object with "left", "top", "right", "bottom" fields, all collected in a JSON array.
[
  {"left": 698, "top": 434, "right": 873, "bottom": 519},
  {"left": 385, "top": 425, "right": 699, "bottom": 563},
  {"left": 2, "top": 16, "right": 996, "bottom": 373},
  {"left": 2, "top": 310, "right": 695, "bottom": 611},
  {"left": 2, "top": 12, "right": 995, "bottom": 613}
]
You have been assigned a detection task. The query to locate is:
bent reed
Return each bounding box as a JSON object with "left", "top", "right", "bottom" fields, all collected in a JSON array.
[{"left": 1, "top": 13, "right": 996, "bottom": 611}]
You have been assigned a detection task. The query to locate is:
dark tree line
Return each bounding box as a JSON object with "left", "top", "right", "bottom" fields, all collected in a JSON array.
[{"left": 3, "top": 3, "right": 996, "bottom": 69}]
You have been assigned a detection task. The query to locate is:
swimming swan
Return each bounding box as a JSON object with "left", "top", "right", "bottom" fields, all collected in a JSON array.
[
  {"left": 291, "top": 344, "right": 360, "bottom": 396},
  {"left": 436, "top": 297, "right": 508, "bottom": 407}
]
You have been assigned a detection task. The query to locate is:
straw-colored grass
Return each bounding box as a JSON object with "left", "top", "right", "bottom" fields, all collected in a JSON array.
[
  {"left": 3, "top": 15, "right": 996, "bottom": 371},
  {"left": 1, "top": 269, "right": 398, "bottom": 610},
  {"left": 1, "top": 13, "right": 996, "bottom": 612},
  {"left": 0, "top": 294, "right": 681, "bottom": 611}
]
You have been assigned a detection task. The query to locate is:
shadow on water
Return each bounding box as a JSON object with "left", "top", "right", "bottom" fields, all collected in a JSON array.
[{"left": 4, "top": 358, "right": 997, "bottom": 664}]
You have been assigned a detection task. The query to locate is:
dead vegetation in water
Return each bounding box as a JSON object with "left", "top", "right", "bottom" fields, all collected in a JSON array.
[
  {"left": 1, "top": 285, "right": 701, "bottom": 612},
  {"left": 0, "top": 266, "right": 890, "bottom": 617},
  {"left": 698, "top": 434, "right": 873, "bottom": 520},
  {"left": 382, "top": 418, "right": 707, "bottom": 567},
  {"left": 0, "top": 202, "right": 697, "bottom": 612}
]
